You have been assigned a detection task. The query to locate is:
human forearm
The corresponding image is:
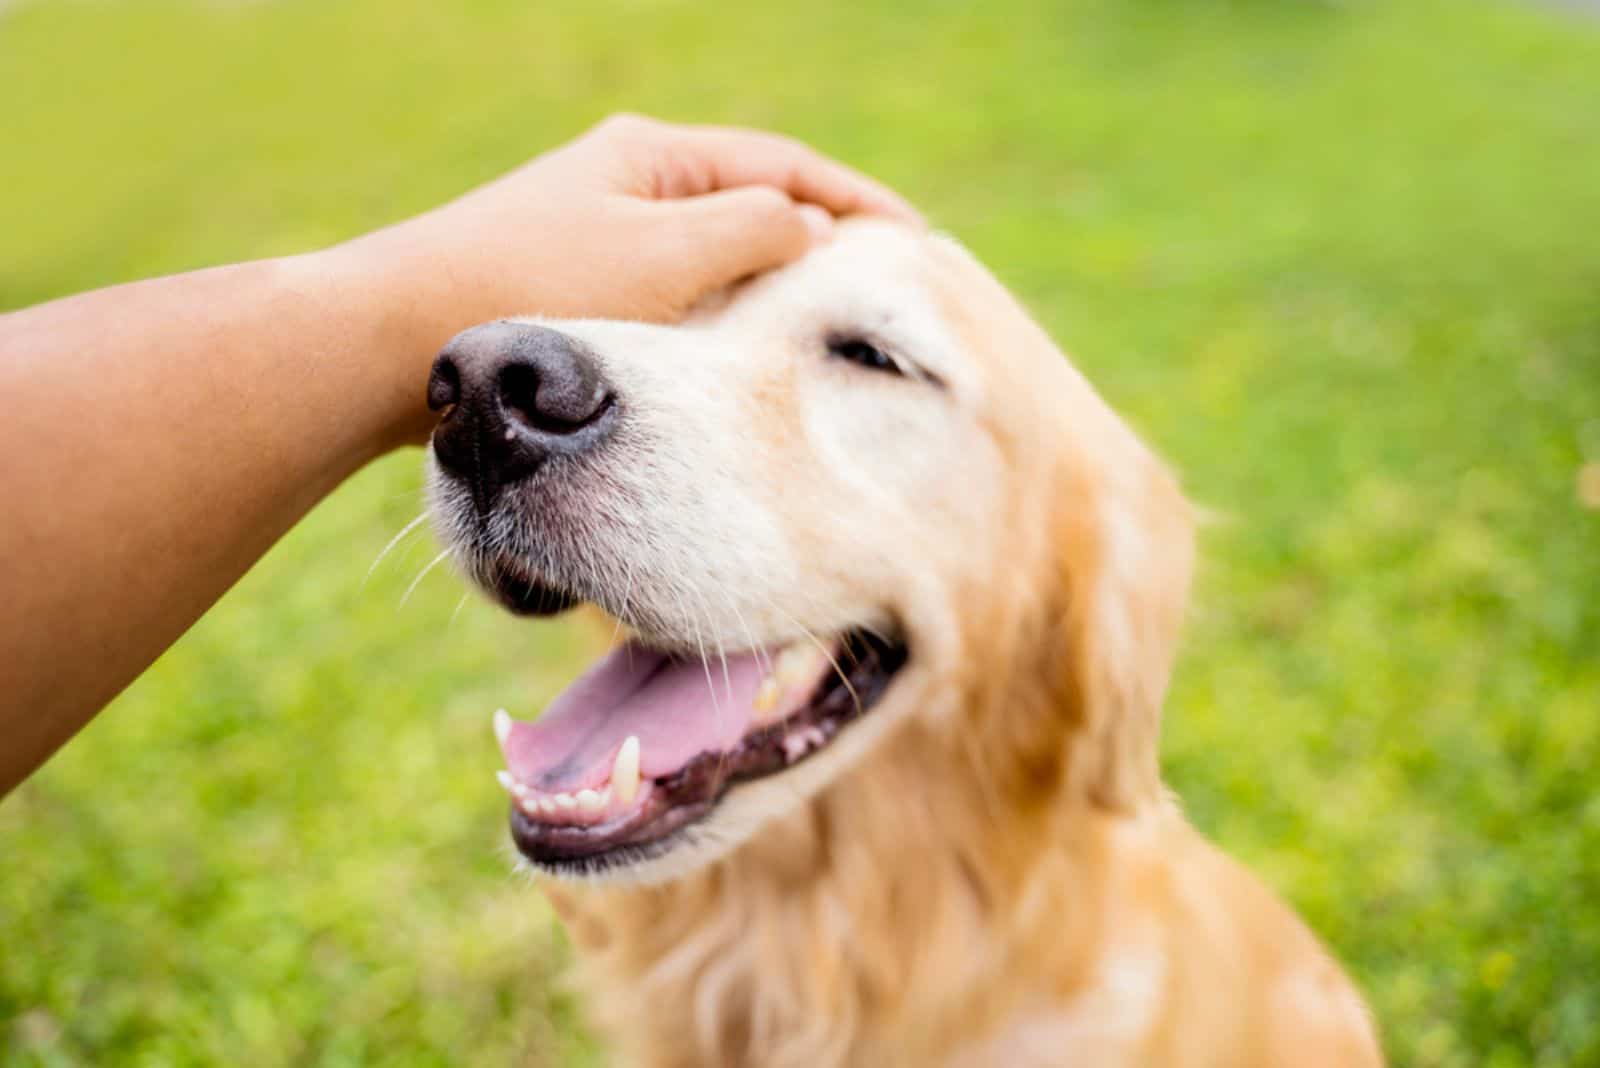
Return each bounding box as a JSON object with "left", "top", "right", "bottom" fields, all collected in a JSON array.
[
  {"left": 0, "top": 114, "right": 917, "bottom": 796},
  {"left": 0, "top": 252, "right": 431, "bottom": 790}
]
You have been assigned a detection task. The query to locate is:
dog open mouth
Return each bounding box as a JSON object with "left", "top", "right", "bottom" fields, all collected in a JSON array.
[{"left": 493, "top": 619, "right": 908, "bottom": 875}]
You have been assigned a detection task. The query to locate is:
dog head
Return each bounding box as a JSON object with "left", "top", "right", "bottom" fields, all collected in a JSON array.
[{"left": 426, "top": 219, "right": 1193, "bottom": 881}]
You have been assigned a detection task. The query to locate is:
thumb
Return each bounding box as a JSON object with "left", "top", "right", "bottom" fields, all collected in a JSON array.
[{"left": 655, "top": 186, "right": 834, "bottom": 298}]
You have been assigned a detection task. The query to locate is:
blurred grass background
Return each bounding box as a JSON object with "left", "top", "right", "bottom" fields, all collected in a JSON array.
[{"left": 3, "top": 0, "right": 1599, "bottom": 1064}]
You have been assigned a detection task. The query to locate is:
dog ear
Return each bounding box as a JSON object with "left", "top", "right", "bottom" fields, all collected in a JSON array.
[{"left": 1054, "top": 449, "right": 1194, "bottom": 810}]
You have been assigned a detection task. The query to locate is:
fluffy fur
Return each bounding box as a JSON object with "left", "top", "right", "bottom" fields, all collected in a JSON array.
[{"left": 432, "top": 221, "right": 1384, "bottom": 1066}]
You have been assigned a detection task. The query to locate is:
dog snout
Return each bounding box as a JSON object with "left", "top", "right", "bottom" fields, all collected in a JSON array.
[{"left": 428, "top": 322, "right": 616, "bottom": 514}]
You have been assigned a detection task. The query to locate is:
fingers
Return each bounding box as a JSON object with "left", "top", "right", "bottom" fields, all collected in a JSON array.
[
  {"left": 654, "top": 186, "right": 833, "bottom": 298},
  {"left": 597, "top": 114, "right": 922, "bottom": 225},
  {"left": 673, "top": 125, "right": 921, "bottom": 224}
]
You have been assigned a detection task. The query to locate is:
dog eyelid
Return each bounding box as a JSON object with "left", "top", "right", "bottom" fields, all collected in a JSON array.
[{"left": 824, "top": 333, "right": 942, "bottom": 387}]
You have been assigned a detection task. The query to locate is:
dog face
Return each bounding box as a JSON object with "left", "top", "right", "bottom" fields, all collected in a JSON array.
[{"left": 427, "top": 219, "right": 1193, "bottom": 881}]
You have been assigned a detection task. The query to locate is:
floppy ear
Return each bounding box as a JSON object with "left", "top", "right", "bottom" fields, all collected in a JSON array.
[{"left": 1055, "top": 448, "right": 1194, "bottom": 810}]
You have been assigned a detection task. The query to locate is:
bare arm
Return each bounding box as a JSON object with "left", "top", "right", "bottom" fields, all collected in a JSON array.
[{"left": 0, "top": 115, "right": 918, "bottom": 795}]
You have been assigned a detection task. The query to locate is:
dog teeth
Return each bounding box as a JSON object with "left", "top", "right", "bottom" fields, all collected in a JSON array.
[
  {"left": 613, "top": 736, "right": 641, "bottom": 804},
  {"left": 493, "top": 708, "right": 513, "bottom": 747},
  {"left": 497, "top": 769, "right": 532, "bottom": 799},
  {"left": 499, "top": 740, "right": 648, "bottom": 826},
  {"left": 782, "top": 724, "right": 832, "bottom": 764},
  {"left": 775, "top": 643, "right": 826, "bottom": 686},
  {"left": 753, "top": 642, "right": 828, "bottom": 720}
]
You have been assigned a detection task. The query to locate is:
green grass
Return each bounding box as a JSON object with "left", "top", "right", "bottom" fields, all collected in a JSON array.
[{"left": 3, "top": 0, "right": 1599, "bottom": 1064}]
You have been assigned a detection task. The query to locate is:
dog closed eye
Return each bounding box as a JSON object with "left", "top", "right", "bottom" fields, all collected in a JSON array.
[
  {"left": 825, "top": 332, "right": 940, "bottom": 386},
  {"left": 827, "top": 334, "right": 898, "bottom": 374},
  {"left": 426, "top": 219, "right": 1382, "bottom": 1068}
]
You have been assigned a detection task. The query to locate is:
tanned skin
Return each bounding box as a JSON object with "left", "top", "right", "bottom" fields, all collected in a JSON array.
[{"left": 0, "top": 114, "right": 919, "bottom": 796}]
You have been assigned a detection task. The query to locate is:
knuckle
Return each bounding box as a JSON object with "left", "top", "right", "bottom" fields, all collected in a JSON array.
[
  {"left": 742, "top": 185, "right": 793, "bottom": 216},
  {"left": 761, "top": 132, "right": 813, "bottom": 168},
  {"left": 596, "top": 112, "right": 655, "bottom": 140},
  {"left": 739, "top": 190, "right": 804, "bottom": 237},
  {"left": 769, "top": 131, "right": 810, "bottom": 158}
]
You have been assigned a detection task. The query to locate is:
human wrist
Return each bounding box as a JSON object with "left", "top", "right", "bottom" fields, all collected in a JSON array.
[{"left": 296, "top": 233, "right": 451, "bottom": 456}]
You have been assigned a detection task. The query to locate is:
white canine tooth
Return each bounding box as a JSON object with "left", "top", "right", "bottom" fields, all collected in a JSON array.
[
  {"left": 495, "top": 770, "right": 517, "bottom": 794},
  {"left": 775, "top": 643, "right": 824, "bottom": 686},
  {"left": 554, "top": 793, "right": 577, "bottom": 810},
  {"left": 538, "top": 797, "right": 557, "bottom": 815},
  {"left": 576, "top": 789, "right": 603, "bottom": 814},
  {"left": 753, "top": 675, "right": 781, "bottom": 714},
  {"left": 493, "top": 708, "right": 513, "bottom": 747},
  {"left": 613, "top": 735, "right": 641, "bottom": 804}
]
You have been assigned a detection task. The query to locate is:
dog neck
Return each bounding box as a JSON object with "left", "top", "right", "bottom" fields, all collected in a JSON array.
[{"left": 545, "top": 686, "right": 1160, "bottom": 1068}]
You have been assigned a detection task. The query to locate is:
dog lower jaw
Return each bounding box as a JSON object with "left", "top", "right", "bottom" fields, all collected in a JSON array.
[{"left": 483, "top": 554, "right": 582, "bottom": 617}]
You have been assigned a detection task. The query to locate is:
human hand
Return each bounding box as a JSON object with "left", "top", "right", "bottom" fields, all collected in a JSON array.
[
  {"left": 329, "top": 114, "right": 921, "bottom": 446},
  {"left": 0, "top": 114, "right": 917, "bottom": 780}
]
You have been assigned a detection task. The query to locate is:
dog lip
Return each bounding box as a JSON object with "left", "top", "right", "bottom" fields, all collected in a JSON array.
[
  {"left": 510, "top": 791, "right": 715, "bottom": 862},
  {"left": 507, "top": 629, "right": 910, "bottom": 872},
  {"left": 487, "top": 557, "right": 582, "bottom": 617}
]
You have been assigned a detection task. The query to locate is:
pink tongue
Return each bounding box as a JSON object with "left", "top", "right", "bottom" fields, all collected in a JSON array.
[{"left": 500, "top": 641, "right": 766, "bottom": 792}]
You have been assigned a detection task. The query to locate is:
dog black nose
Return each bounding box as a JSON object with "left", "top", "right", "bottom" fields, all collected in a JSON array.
[{"left": 427, "top": 322, "right": 615, "bottom": 513}]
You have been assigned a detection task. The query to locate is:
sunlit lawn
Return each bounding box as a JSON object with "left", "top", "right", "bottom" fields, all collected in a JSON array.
[{"left": 3, "top": 1, "right": 1599, "bottom": 1064}]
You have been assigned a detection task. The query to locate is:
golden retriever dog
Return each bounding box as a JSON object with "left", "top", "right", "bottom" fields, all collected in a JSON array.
[{"left": 423, "top": 219, "right": 1383, "bottom": 1067}]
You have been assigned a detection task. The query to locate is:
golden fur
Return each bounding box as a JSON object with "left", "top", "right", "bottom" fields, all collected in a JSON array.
[{"left": 492, "top": 224, "right": 1382, "bottom": 1066}]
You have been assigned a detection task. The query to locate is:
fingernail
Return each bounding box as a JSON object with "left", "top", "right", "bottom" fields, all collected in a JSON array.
[{"left": 799, "top": 204, "right": 835, "bottom": 246}]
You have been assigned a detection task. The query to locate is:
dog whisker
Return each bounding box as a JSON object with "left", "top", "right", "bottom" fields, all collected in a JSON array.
[
  {"left": 399, "top": 548, "right": 452, "bottom": 607},
  {"left": 760, "top": 597, "right": 861, "bottom": 714},
  {"left": 363, "top": 511, "right": 430, "bottom": 588},
  {"left": 412, "top": 221, "right": 1379, "bottom": 1067},
  {"left": 608, "top": 553, "right": 639, "bottom": 649}
]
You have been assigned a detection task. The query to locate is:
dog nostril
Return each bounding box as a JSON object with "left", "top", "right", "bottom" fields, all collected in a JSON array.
[
  {"left": 427, "top": 357, "right": 461, "bottom": 412},
  {"left": 499, "top": 361, "right": 608, "bottom": 434},
  {"left": 427, "top": 324, "right": 615, "bottom": 513}
]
